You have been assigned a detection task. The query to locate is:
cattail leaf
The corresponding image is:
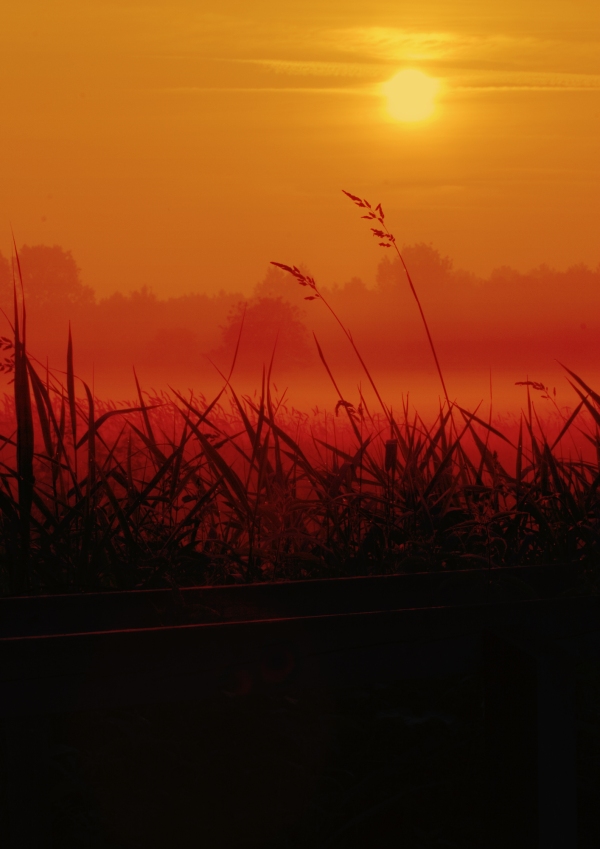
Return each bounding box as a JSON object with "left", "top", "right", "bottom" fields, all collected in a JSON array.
[
  {"left": 176, "top": 406, "right": 250, "bottom": 515},
  {"left": 169, "top": 386, "right": 225, "bottom": 432},
  {"left": 26, "top": 359, "right": 54, "bottom": 459},
  {"left": 549, "top": 399, "right": 585, "bottom": 451},
  {"left": 559, "top": 363, "right": 600, "bottom": 410},
  {"left": 124, "top": 447, "right": 180, "bottom": 518},
  {"left": 244, "top": 398, "right": 321, "bottom": 485},
  {"left": 455, "top": 405, "right": 515, "bottom": 447},
  {"left": 516, "top": 417, "right": 523, "bottom": 489},
  {"left": 133, "top": 367, "right": 159, "bottom": 460},
  {"left": 177, "top": 475, "right": 224, "bottom": 527},
  {"left": 313, "top": 437, "right": 353, "bottom": 463},
  {"left": 423, "top": 406, "right": 481, "bottom": 499},
  {"left": 95, "top": 464, "right": 137, "bottom": 549},
  {"left": 76, "top": 405, "right": 161, "bottom": 449},
  {"left": 127, "top": 421, "right": 168, "bottom": 465},
  {"left": 12, "top": 245, "right": 34, "bottom": 589},
  {"left": 67, "top": 323, "right": 78, "bottom": 451},
  {"left": 83, "top": 382, "right": 96, "bottom": 492}
]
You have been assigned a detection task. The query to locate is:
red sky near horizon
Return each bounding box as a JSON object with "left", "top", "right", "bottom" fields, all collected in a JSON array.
[{"left": 1, "top": 0, "right": 599, "bottom": 303}]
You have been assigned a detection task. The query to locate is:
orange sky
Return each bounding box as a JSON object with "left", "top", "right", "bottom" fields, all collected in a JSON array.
[{"left": 1, "top": 1, "right": 599, "bottom": 299}]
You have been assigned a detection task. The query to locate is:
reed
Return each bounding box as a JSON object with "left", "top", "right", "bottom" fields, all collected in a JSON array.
[{"left": 341, "top": 190, "right": 451, "bottom": 409}]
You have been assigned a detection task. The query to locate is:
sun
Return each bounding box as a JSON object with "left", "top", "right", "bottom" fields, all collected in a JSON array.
[{"left": 382, "top": 69, "right": 440, "bottom": 122}]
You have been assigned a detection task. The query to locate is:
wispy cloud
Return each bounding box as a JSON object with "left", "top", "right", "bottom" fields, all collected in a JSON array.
[
  {"left": 149, "top": 20, "right": 600, "bottom": 96},
  {"left": 451, "top": 71, "right": 600, "bottom": 91},
  {"left": 157, "top": 86, "right": 372, "bottom": 96},
  {"left": 207, "top": 58, "right": 600, "bottom": 95},
  {"left": 240, "top": 59, "right": 383, "bottom": 79},
  {"left": 319, "top": 27, "right": 600, "bottom": 89},
  {"left": 325, "top": 26, "right": 539, "bottom": 64},
  {"left": 228, "top": 26, "right": 600, "bottom": 94}
]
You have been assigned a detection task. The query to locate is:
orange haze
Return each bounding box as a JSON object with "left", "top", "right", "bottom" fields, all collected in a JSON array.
[
  {"left": 1, "top": 2, "right": 599, "bottom": 422},
  {"left": 1, "top": 1, "right": 599, "bottom": 304},
  {"left": 2, "top": 243, "right": 599, "bottom": 420}
]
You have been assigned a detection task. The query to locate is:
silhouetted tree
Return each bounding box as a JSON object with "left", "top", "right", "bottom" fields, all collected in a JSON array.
[
  {"left": 252, "top": 264, "right": 311, "bottom": 310},
  {"left": 377, "top": 243, "right": 454, "bottom": 293},
  {"left": 8, "top": 245, "right": 95, "bottom": 309},
  {"left": 215, "top": 297, "right": 313, "bottom": 374}
]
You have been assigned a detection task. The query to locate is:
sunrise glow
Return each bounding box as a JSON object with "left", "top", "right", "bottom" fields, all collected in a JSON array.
[
  {"left": 0, "top": 3, "right": 597, "bottom": 418},
  {"left": 382, "top": 69, "right": 440, "bottom": 122},
  {"left": 1, "top": 9, "right": 600, "bottom": 840}
]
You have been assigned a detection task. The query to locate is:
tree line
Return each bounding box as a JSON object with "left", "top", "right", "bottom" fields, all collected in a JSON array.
[{"left": 1, "top": 243, "right": 599, "bottom": 388}]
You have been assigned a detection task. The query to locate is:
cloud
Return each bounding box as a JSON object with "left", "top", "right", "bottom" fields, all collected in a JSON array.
[
  {"left": 157, "top": 86, "right": 373, "bottom": 96},
  {"left": 452, "top": 71, "right": 600, "bottom": 91},
  {"left": 327, "top": 27, "right": 466, "bottom": 62},
  {"left": 326, "top": 27, "right": 539, "bottom": 64},
  {"left": 227, "top": 27, "right": 600, "bottom": 95},
  {"left": 149, "top": 21, "right": 600, "bottom": 96},
  {"left": 204, "top": 58, "right": 600, "bottom": 96},
  {"left": 241, "top": 59, "right": 383, "bottom": 79},
  {"left": 322, "top": 26, "right": 600, "bottom": 81}
]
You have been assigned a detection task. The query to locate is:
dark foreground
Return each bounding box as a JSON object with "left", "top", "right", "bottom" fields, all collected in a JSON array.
[
  {"left": 1, "top": 566, "right": 600, "bottom": 847},
  {"left": 1, "top": 666, "right": 600, "bottom": 849}
]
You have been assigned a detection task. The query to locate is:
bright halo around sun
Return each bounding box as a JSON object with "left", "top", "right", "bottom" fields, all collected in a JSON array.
[{"left": 382, "top": 69, "right": 440, "bottom": 122}]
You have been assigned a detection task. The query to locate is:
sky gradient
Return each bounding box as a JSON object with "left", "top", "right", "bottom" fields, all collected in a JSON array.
[{"left": 2, "top": 0, "right": 599, "bottom": 299}]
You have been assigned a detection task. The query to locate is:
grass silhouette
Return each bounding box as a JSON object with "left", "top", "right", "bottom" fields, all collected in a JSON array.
[{"left": 1, "top": 201, "right": 600, "bottom": 596}]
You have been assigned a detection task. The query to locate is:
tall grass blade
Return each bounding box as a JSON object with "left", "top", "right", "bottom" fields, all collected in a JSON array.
[
  {"left": 549, "top": 399, "right": 585, "bottom": 452},
  {"left": 12, "top": 243, "right": 34, "bottom": 593},
  {"left": 133, "top": 367, "right": 160, "bottom": 465},
  {"left": 566, "top": 382, "right": 600, "bottom": 431},
  {"left": 67, "top": 323, "right": 77, "bottom": 468},
  {"left": 559, "top": 363, "right": 600, "bottom": 409}
]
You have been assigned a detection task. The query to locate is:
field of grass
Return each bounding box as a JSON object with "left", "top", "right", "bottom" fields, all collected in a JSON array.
[
  {"left": 2, "top": 321, "right": 600, "bottom": 597},
  {"left": 2, "top": 195, "right": 600, "bottom": 598}
]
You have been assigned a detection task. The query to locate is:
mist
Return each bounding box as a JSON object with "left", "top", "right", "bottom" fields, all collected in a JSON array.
[{"left": 1, "top": 242, "right": 598, "bottom": 421}]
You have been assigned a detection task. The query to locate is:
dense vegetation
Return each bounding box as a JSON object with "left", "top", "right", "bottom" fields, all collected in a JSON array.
[
  {"left": 1, "top": 322, "right": 600, "bottom": 596},
  {"left": 2, "top": 195, "right": 600, "bottom": 597}
]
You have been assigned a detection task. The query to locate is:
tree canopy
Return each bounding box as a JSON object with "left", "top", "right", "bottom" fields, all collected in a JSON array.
[{"left": 0, "top": 244, "right": 95, "bottom": 309}]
